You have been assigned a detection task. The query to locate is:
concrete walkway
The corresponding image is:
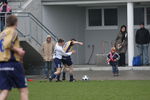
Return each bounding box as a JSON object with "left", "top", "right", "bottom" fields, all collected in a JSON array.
[
  {"left": 27, "top": 71, "right": 150, "bottom": 81},
  {"left": 73, "top": 65, "right": 150, "bottom": 71},
  {"left": 26, "top": 65, "right": 150, "bottom": 80},
  {"left": 73, "top": 70, "right": 150, "bottom": 80}
]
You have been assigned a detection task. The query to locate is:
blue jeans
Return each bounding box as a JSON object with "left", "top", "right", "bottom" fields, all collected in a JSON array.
[
  {"left": 137, "top": 44, "right": 149, "bottom": 65},
  {"left": 42, "top": 61, "right": 52, "bottom": 78},
  {"left": 110, "top": 62, "right": 119, "bottom": 74}
]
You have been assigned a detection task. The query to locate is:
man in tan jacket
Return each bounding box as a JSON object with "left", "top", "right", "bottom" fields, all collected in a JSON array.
[{"left": 41, "top": 35, "right": 55, "bottom": 78}]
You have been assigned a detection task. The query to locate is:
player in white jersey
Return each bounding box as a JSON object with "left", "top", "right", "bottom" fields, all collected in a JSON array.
[{"left": 49, "top": 39, "right": 75, "bottom": 81}]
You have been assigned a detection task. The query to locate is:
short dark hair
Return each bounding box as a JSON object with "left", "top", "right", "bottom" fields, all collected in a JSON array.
[
  {"left": 6, "top": 15, "right": 18, "bottom": 27},
  {"left": 58, "top": 39, "right": 64, "bottom": 43},
  {"left": 71, "top": 38, "right": 76, "bottom": 41}
]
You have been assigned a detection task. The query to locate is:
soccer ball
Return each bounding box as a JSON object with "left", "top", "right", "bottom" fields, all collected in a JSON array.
[{"left": 82, "top": 75, "right": 89, "bottom": 81}]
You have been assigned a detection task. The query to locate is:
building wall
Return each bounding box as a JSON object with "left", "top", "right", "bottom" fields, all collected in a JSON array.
[
  {"left": 42, "top": 6, "right": 85, "bottom": 64},
  {"left": 24, "top": 0, "right": 43, "bottom": 21},
  {"left": 42, "top": 5, "right": 150, "bottom": 64},
  {"left": 85, "top": 5, "right": 150, "bottom": 64},
  {"left": 85, "top": 6, "right": 128, "bottom": 64}
]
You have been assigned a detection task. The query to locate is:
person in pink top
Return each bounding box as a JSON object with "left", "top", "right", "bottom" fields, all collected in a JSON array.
[{"left": 0, "top": 1, "right": 12, "bottom": 31}]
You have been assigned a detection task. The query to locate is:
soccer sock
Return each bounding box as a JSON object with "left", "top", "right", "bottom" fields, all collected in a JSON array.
[
  {"left": 70, "top": 74, "right": 74, "bottom": 81},
  {"left": 57, "top": 74, "right": 60, "bottom": 81},
  {"left": 62, "top": 71, "right": 66, "bottom": 80}
]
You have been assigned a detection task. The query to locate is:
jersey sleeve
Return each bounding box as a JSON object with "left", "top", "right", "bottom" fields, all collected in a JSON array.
[
  {"left": 58, "top": 46, "right": 72, "bottom": 56},
  {"left": 116, "top": 53, "right": 120, "bottom": 60},
  {"left": 107, "top": 53, "right": 110, "bottom": 60},
  {"left": 3, "top": 30, "right": 18, "bottom": 49}
]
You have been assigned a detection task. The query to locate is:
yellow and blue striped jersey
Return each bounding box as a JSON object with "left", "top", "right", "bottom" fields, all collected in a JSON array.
[
  {"left": 63, "top": 41, "right": 73, "bottom": 53},
  {"left": 0, "top": 27, "right": 21, "bottom": 62}
]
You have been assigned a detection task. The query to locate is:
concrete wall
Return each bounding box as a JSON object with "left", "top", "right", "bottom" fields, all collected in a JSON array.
[
  {"left": 42, "top": 6, "right": 85, "bottom": 64},
  {"left": 42, "top": 5, "right": 150, "bottom": 65}
]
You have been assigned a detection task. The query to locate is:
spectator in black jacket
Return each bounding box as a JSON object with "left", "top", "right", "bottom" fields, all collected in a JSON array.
[{"left": 135, "top": 23, "right": 150, "bottom": 66}]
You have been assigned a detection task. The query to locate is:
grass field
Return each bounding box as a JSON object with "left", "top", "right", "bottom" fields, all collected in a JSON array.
[{"left": 8, "top": 80, "right": 150, "bottom": 100}]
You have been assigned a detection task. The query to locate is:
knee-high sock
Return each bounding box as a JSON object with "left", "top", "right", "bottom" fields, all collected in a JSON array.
[
  {"left": 62, "top": 71, "right": 66, "bottom": 80},
  {"left": 57, "top": 74, "right": 61, "bottom": 81},
  {"left": 70, "top": 74, "right": 74, "bottom": 81}
]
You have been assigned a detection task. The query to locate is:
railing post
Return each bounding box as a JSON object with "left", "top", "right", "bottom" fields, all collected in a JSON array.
[
  {"left": 4, "top": 13, "right": 6, "bottom": 29},
  {"left": 29, "top": 15, "right": 32, "bottom": 38}
]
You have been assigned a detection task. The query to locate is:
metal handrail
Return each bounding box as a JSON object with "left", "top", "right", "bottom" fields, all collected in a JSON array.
[
  {"left": 0, "top": 12, "right": 58, "bottom": 41},
  {"left": 28, "top": 13, "right": 58, "bottom": 41},
  {"left": 14, "top": 12, "right": 58, "bottom": 41},
  {"left": 0, "top": 12, "right": 58, "bottom": 47},
  {"left": 16, "top": 29, "right": 26, "bottom": 37}
]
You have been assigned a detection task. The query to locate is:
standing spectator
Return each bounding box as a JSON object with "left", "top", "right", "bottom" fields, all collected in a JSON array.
[
  {"left": 41, "top": 35, "right": 55, "bottom": 78},
  {"left": 0, "top": 1, "right": 12, "bottom": 31},
  {"left": 136, "top": 23, "right": 150, "bottom": 66},
  {"left": 115, "top": 25, "right": 128, "bottom": 66}
]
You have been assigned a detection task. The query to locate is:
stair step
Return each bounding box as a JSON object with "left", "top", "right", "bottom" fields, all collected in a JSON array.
[{"left": 8, "top": 0, "right": 27, "bottom": 2}]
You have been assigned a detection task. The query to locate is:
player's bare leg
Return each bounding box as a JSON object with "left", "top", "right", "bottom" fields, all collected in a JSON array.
[
  {"left": 68, "top": 66, "right": 75, "bottom": 82},
  {"left": 49, "top": 68, "right": 62, "bottom": 81},
  {"left": 19, "top": 88, "right": 29, "bottom": 100},
  {"left": 55, "top": 68, "right": 62, "bottom": 75},
  {"left": 62, "top": 65, "right": 68, "bottom": 80},
  {"left": 0, "top": 90, "right": 9, "bottom": 100}
]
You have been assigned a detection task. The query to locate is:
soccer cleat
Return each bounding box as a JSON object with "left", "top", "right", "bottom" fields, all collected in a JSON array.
[
  {"left": 62, "top": 77, "right": 66, "bottom": 81},
  {"left": 69, "top": 79, "right": 76, "bottom": 82},
  {"left": 49, "top": 78, "right": 52, "bottom": 82},
  {"left": 49, "top": 76, "right": 52, "bottom": 82},
  {"left": 56, "top": 80, "right": 62, "bottom": 82}
]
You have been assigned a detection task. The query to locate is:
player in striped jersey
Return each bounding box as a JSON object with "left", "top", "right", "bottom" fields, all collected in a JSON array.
[{"left": 61, "top": 39, "right": 83, "bottom": 82}]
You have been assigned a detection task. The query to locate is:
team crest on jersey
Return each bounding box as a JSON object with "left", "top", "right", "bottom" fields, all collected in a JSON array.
[
  {"left": 0, "top": 32, "right": 6, "bottom": 52},
  {"left": 0, "top": 39, "right": 4, "bottom": 52}
]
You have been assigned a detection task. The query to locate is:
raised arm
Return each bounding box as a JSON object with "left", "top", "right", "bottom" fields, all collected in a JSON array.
[
  {"left": 73, "top": 41, "right": 83, "bottom": 45},
  {"left": 57, "top": 46, "right": 75, "bottom": 56},
  {"left": 116, "top": 53, "right": 120, "bottom": 60}
]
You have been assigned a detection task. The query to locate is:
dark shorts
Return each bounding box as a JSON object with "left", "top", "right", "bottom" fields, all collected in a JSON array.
[
  {"left": 62, "top": 56, "right": 73, "bottom": 66},
  {"left": 54, "top": 58, "right": 62, "bottom": 68},
  {"left": 0, "top": 61, "right": 27, "bottom": 90}
]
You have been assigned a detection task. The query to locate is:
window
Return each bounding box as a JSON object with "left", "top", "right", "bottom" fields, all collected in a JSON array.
[
  {"left": 147, "top": 7, "right": 150, "bottom": 25},
  {"left": 87, "top": 8, "right": 118, "bottom": 28},
  {"left": 104, "top": 8, "right": 118, "bottom": 26},
  {"left": 88, "top": 9, "right": 102, "bottom": 26},
  {"left": 134, "top": 8, "right": 144, "bottom": 25}
]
